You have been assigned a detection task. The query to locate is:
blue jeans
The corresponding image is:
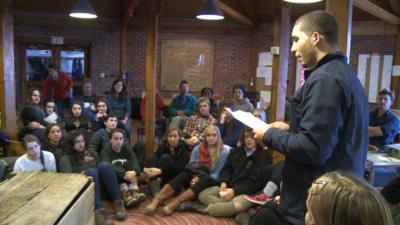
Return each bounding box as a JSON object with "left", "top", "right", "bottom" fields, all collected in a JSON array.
[{"left": 84, "top": 162, "right": 122, "bottom": 209}]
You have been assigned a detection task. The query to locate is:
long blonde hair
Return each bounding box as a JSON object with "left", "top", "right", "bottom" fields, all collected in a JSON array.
[
  {"left": 307, "top": 171, "right": 393, "bottom": 225},
  {"left": 202, "top": 125, "right": 223, "bottom": 166}
]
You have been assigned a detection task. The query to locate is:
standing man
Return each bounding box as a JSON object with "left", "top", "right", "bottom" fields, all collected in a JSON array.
[
  {"left": 43, "top": 64, "right": 73, "bottom": 118},
  {"left": 369, "top": 88, "right": 400, "bottom": 149},
  {"left": 252, "top": 11, "right": 369, "bottom": 225}
]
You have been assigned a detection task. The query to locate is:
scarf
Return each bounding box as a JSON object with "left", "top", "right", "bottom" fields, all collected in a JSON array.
[{"left": 198, "top": 143, "right": 212, "bottom": 168}]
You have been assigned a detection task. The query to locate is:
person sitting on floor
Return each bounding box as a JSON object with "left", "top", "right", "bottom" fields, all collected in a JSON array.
[
  {"left": 92, "top": 97, "right": 111, "bottom": 131},
  {"left": 195, "top": 87, "right": 220, "bottom": 119},
  {"left": 143, "top": 126, "right": 191, "bottom": 196},
  {"left": 194, "top": 128, "right": 272, "bottom": 219},
  {"left": 41, "top": 123, "right": 69, "bottom": 171},
  {"left": 182, "top": 97, "right": 217, "bottom": 147},
  {"left": 369, "top": 88, "right": 400, "bottom": 149},
  {"left": 61, "top": 131, "right": 127, "bottom": 223},
  {"left": 13, "top": 134, "right": 56, "bottom": 173},
  {"left": 88, "top": 113, "right": 119, "bottom": 154},
  {"left": 64, "top": 100, "right": 92, "bottom": 134},
  {"left": 74, "top": 79, "right": 98, "bottom": 120},
  {"left": 169, "top": 80, "right": 198, "bottom": 129},
  {"left": 144, "top": 125, "right": 230, "bottom": 216},
  {"left": 140, "top": 90, "right": 167, "bottom": 138},
  {"left": 105, "top": 79, "right": 132, "bottom": 135},
  {"left": 101, "top": 128, "right": 146, "bottom": 208},
  {"left": 19, "top": 88, "right": 48, "bottom": 140},
  {"left": 44, "top": 99, "right": 62, "bottom": 125},
  {"left": 217, "top": 106, "right": 244, "bottom": 148},
  {"left": 305, "top": 171, "right": 392, "bottom": 225}
]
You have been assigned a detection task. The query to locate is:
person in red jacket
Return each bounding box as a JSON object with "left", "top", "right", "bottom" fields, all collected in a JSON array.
[
  {"left": 43, "top": 64, "right": 73, "bottom": 118},
  {"left": 140, "top": 90, "right": 166, "bottom": 139}
]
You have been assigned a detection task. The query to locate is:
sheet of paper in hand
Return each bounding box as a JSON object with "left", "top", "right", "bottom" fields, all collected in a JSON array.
[{"left": 225, "top": 108, "right": 270, "bottom": 130}]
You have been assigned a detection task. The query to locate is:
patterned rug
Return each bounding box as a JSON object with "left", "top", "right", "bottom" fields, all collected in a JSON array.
[{"left": 104, "top": 200, "right": 237, "bottom": 225}]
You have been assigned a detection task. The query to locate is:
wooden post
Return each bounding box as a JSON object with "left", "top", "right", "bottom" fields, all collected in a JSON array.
[
  {"left": 120, "top": 0, "right": 139, "bottom": 73},
  {"left": 392, "top": 28, "right": 400, "bottom": 109},
  {"left": 0, "top": 0, "right": 16, "bottom": 138},
  {"left": 144, "top": 0, "right": 159, "bottom": 154},
  {"left": 248, "top": 31, "right": 257, "bottom": 92},
  {"left": 326, "top": 0, "right": 353, "bottom": 59},
  {"left": 269, "top": 6, "right": 290, "bottom": 122}
]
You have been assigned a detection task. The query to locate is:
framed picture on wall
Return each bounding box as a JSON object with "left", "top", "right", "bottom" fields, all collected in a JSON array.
[{"left": 160, "top": 39, "right": 214, "bottom": 92}]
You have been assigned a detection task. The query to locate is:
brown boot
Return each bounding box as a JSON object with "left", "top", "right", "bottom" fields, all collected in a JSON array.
[
  {"left": 145, "top": 184, "right": 175, "bottom": 215},
  {"left": 162, "top": 188, "right": 195, "bottom": 216},
  {"left": 95, "top": 208, "right": 114, "bottom": 225},
  {"left": 122, "top": 189, "right": 136, "bottom": 207},
  {"left": 113, "top": 200, "right": 127, "bottom": 220}
]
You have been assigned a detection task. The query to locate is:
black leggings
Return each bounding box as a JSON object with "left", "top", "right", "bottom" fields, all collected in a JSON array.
[
  {"left": 249, "top": 202, "right": 293, "bottom": 225},
  {"left": 168, "top": 171, "right": 218, "bottom": 194}
]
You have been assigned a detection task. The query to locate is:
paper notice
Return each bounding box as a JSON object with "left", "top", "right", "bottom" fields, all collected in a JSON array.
[{"left": 225, "top": 108, "right": 270, "bottom": 130}]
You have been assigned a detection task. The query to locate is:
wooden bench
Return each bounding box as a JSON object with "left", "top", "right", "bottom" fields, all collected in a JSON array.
[{"left": 0, "top": 172, "right": 94, "bottom": 225}]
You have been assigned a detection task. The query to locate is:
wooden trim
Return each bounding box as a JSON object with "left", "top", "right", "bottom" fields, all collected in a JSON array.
[
  {"left": 352, "top": 21, "right": 398, "bottom": 35},
  {"left": 214, "top": 0, "right": 255, "bottom": 27},
  {"left": 391, "top": 29, "right": 400, "bottom": 109},
  {"left": 388, "top": 0, "right": 400, "bottom": 16},
  {"left": 353, "top": 0, "right": 400, "bottom": 25}
]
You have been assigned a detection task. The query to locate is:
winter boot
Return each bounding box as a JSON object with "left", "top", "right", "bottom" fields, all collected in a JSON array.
[
  {"left": 113, "top": 199, "right": 127, "bottom": 220},
  {"left": 145, "top": 184, "right": 175, "bottom": 215}
]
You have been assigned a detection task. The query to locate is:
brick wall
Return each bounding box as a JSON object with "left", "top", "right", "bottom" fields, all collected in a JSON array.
[{"left": 14, "top": 25, "right": 397, "bottom": 104}]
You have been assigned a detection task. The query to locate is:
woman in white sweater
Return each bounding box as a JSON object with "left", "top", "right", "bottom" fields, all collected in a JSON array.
[{"left": 13, "top": 134, "right": 56, "bottom": 173}]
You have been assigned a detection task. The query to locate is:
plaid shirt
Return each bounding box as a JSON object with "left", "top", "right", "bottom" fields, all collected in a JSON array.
[{"left": 183, "top": 114, "right": 217, "bottom": 139}]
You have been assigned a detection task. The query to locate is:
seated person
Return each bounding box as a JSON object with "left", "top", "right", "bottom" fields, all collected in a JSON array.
[
  {"left": 225, "top": 84, "right": 254, "bottom": 113},
  {"left": 64, "top": 100, "right": 92, "bottom": 134},
  {"left": 41, "top": 124, "right": 69, "bottom": 171},
  {"left": 101, "top": 128, "right": 146, "bottom": 207},
  {"left": 61, "top": 131, "right": 127, "bottom": 222},
  {"left": 19, "top": 88, "right": 47, "bottom": 140},
  {"left": 195, "top": 87, "right": 220, "bottom": 118},
  {"left": 169, "top": 80, "right": 198, "bottom": 129},
  {"left": 217, "top": 106, "right": 244, "bottom": 148},
  {"left": 145, "top": 125, "right": 230, "bottom": 216},
  {"left": 92, "top": 97, "right": 111, "bottom": 131},
  {"left": 13, "top": 134, "right": 56, "bottom": 173},
  {"left": 140, "top": 90, "right": 167, "bottom": 138},
  {"left": 44, "top": 99, "right": 62, "bottom": 125},
  {"left": 143, "top": 126, "right": 190, "bottom": 195},
  {"left": 182, "top": 97, "right": 217, "bottom": 146},
  {"left": 196, "top": 128, "right": 272, "bottom": 218},
  {"left": 304, "top": 171, "right": 392, "bottom": 225},
  {"left": 369, "top": 88, "right": 400, "bottom": 149},
  {"left": 74, "top": 79, "right": 98, "bottom": 120},
  {"left": 105, "top": 79, "right": 132, "bottom": 135},
  {"left": 88, "top": 113, "right": 119, "bottom": 154}
]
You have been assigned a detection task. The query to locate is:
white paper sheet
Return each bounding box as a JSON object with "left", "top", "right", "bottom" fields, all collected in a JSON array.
[
  {"left": 225, "top": 108, "right": 270, "bottom": 130},
  {"left": 357, "top": 54, "right": 369, "bottom": 88},
  {"left": 369, "top": 55, "right": 380, "bottom": 103},
  {"left": 264, "top": 67, "right": 272, "bottom": 85},
  {"left": 381, "top": 55, "right": 393, "bottom": 90},
  {"left": 393, "top": 65, "right": 400, "bottom": 76}
]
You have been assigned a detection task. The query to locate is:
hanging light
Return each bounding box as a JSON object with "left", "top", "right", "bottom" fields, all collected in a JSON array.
[
  {"left": 196, "top": 0, "right": 224, "bottom": 20},
  {"left": 69, "top": 0, "right": 97, "bottom": 19},
  {"left": 283, "top": 0, "right": 323, "bottom": 3}
]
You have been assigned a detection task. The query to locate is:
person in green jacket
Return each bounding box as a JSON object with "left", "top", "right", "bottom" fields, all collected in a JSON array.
[{"left": 101, "top": 128, "right": 146, "bottom": 208}]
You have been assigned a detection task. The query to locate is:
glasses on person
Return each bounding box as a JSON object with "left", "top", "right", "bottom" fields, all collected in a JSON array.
[{"left": 309, "top": 179, "right": 328, "bottom": 195}]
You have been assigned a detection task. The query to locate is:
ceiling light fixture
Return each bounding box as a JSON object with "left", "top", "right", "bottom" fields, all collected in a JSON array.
[
  {"left": 69, "top": 0, "right": 97, "bottom": 19},
  {"left": 283, "top": 0, "right": 323, "bottom": 3},
  {"left": 196, "top": 0, "right": 224, "bottom": 20}
]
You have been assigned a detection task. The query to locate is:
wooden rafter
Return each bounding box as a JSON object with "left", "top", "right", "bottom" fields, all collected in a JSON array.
[
  {"left": 210, "top": 0, "right": 255, "bottom": 27},
  {"left": 353, "top": 0, "right": 400, "bottom": 25},
  {"left": 123, "top": 0, "right": 139, "bottom": 26},
  {"left": 241, "top": 0, "right": 256, "bottom": 22}
]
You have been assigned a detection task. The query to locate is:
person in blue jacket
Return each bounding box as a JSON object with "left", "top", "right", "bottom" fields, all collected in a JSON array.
[{"left": 253, "top": 10, "right": 369, "bottom": 225}]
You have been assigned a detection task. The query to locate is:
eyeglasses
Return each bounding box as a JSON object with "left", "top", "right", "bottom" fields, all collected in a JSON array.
[{"left": 310, "top": 179, "right": 328, "bottom": 195}]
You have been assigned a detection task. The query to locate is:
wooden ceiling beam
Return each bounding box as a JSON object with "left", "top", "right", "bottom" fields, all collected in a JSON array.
[
  {"left": 212, "top": 0, "right": 255, "bottom": 27},
  {"left": 241, "top": 0, "right": 257, "bottom": 22},
  {"left": 353, "top": 0, "right": 400, "bottom": 25},
  {"left": 122, "top": 0, "right": 139, "bottom": 26}
]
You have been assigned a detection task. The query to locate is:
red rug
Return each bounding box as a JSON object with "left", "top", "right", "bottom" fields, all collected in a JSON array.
[{"left": 105, "top": 200, "right": 237, "bottom": 225}]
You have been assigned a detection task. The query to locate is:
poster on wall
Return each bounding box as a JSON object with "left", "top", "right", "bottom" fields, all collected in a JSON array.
[{"left": 160, "top": 39, "right": 214, "bottom": 92}]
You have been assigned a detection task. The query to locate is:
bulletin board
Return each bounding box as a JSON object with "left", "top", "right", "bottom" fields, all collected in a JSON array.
[
  {"left": 357, "top": 54, "right": 393, "bottom": 103},
  {"left": 160, "top": 39, "right": 214, "bottom": 92}
]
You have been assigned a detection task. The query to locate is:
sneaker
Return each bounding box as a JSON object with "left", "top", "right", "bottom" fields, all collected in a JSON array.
[
  {"left": 129, "top": 190, "right": 146, "bottom": 206},
  {"left": 95, "top": 208, "right": 114, "bottom": 225},
  {"left": 244, "top": 193, "right": 272, "bottom": 205}
]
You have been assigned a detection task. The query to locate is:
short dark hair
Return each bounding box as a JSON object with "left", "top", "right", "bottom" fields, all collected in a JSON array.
[
  {"left": 232, "top": 84, "right": 245, "bottom": 93},
  {"left": 109, "top": 128, "right": 126, "bottom": 139},
  {"left": 295, "top": 10, "right": 338, "bottom": 46},
  {"left": 379, "top": 88, "right": 394, "bottom": 101},
  {"left": 105, "top": 112, "right": 118, "bottom": 122},
  {"left": 179, "top": 80, "right": 188, "bottom": 88}
]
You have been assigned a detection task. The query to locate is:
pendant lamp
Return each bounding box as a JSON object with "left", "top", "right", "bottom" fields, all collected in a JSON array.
[
  {"left": 196, "top": 0, "right": 224, "bottom": 20},
  {"left": 69, "top": 0, "right": 97, "bottom": 19}
]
